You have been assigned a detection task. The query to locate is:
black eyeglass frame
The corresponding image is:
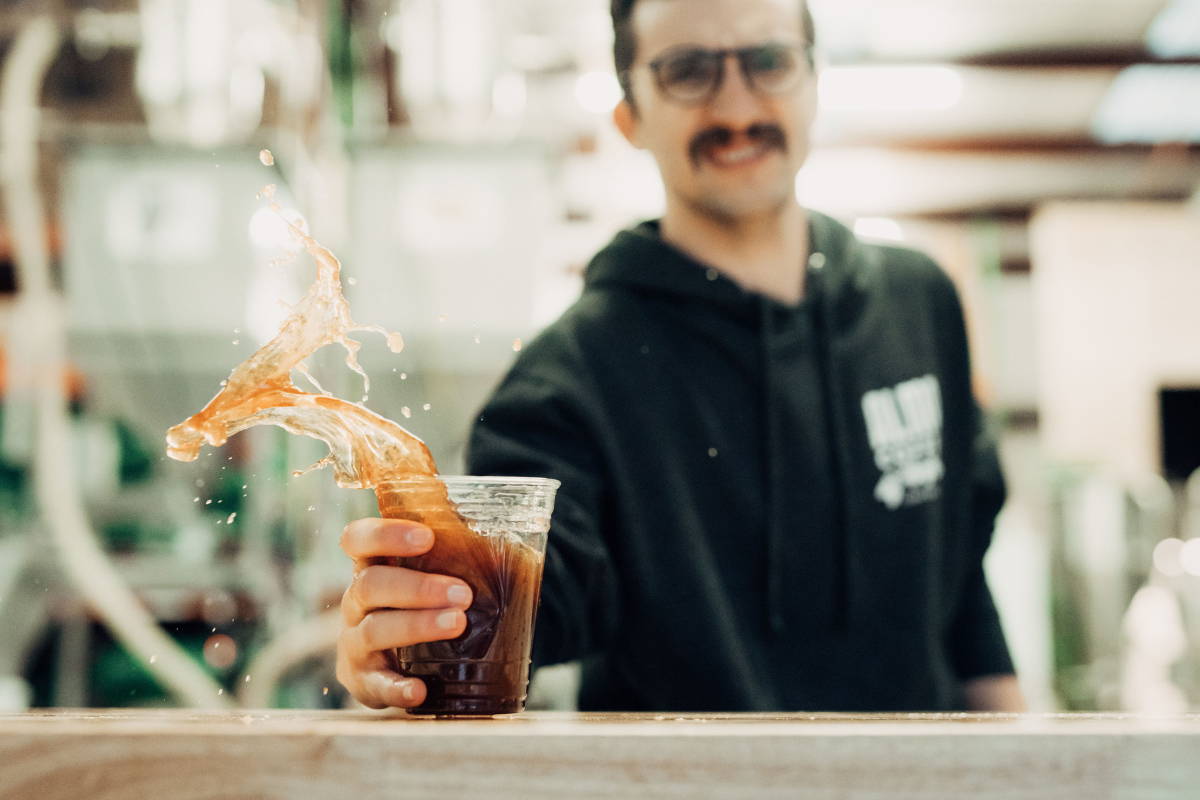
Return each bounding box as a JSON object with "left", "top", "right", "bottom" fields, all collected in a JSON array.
[{"left": 637, "top": 42, "right": 814, "bottom": 106}]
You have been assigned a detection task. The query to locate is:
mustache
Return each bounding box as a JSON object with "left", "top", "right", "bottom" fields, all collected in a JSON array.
[{"left": 688, "top": 123, "right": 787, "bottom": 168}]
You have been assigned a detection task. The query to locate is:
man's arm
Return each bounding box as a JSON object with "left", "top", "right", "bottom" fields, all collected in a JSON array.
[
  {"left": 931, "top": 264, "right": 1023, "bottom": 710},
  {"left": 467, "top": 367, "right": 619, "bottom": 669}
]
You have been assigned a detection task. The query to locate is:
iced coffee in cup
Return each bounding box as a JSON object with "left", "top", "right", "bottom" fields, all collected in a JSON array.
[{"left": 376, "top": 476, "right": 557, "bottom": 716}]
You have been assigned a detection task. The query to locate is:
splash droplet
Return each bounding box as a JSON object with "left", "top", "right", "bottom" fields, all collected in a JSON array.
[
  {"left": 226, "top": 512, "right": 237, "bottom": 524},
  {"left": 347, "top": 276, "right": 358, "bottom": 286},
  {"left": 259, "top": 148, "right": 274, "bottom": 166},
  {"left": 422, "top": 403, "right": 431, "bottom": 411},
  {"left": 512, "top": 338, "right": 523, "bottom": 352},
  {"left": 401, "top": 406, "right": 412, "bottom": 419}
]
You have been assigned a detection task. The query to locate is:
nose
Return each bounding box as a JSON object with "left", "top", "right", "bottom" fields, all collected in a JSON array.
[{"left": 706, "top": 53, "right": 763, "bottom": 129}]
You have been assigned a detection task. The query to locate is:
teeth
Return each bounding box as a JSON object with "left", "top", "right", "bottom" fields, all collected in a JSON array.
[{"left": 712, "top": 145, "right": 763, "bottom": 165}]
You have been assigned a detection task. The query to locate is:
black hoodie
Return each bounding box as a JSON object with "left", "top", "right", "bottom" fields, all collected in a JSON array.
[{"left": 466, "top": 211, "right": 1014, "bottom": 711}]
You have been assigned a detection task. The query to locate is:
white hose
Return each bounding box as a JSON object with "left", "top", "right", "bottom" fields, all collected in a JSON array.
[{"left": 2, "top": 16, "right": 231, "bottom": 709}]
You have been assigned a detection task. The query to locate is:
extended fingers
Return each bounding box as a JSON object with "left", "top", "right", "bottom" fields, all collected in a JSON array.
[
  {"left": 343, "top": 607, "right": 468, "bottom": 656},
  {"left": 335, "top": 649, "right": 427, "bottom": 710},
  {"left": 357, "top": 670, "right": 427, "bottom": 710},
  {"left": 340, "top": 518, "right": 433, "bottom": 561},
  {"left": 341, "top": 565, "right": 473, "bottom": 625}
]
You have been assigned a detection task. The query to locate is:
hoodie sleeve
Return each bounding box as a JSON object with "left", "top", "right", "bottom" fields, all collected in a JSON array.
[
  {"left": 928, "top": 264, "right": 1016, "bottom": 682},
  {"left": 946, "top": 403, "right": 1016, "bottom": 681},
  {"left": 465, "top": 367, "right": 619, "bottom": 669}
]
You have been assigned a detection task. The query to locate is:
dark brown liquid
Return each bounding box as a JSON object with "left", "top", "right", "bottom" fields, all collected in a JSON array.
[{"left": 376, "top": 480, "right": 545, "bottom": 716}]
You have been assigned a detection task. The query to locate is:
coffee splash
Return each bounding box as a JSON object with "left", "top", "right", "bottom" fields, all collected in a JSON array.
[
  {"left": 165, "top": 192, "right": 433, "bottom": 488},
  {"left": 165, "top": 171, "right": 549, "bottom": 715}
]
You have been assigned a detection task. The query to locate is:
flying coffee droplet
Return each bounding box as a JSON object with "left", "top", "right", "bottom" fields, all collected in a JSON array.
[{"left": 259, "top": 149, "right": 274, "bottom": 166}]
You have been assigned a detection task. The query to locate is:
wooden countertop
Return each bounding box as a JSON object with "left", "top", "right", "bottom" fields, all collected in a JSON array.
[{"left": 2, "top": 709, "right": 1199, "bottom": 799}]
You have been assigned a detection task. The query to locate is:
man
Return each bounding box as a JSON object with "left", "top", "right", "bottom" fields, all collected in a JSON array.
[{"left": 337, "top": 0, "right": 1025, "bottom": 712}]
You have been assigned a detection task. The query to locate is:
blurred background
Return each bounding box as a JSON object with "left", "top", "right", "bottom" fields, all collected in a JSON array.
[{"left": 0, "top": 0, "right": 1198, "bottom": 714}]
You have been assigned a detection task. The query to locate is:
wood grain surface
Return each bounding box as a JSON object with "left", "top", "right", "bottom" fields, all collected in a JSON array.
[{"left": 1, "top": 710, "right": 1198, "bottom": 799}]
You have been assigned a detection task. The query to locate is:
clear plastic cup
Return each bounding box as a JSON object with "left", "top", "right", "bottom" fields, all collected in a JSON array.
[{"left": 374, "top": 476, "right": 558, "bottom": 716}]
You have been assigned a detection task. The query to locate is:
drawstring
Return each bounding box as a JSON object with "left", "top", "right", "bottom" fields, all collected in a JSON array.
[
  {"left": 760, "top": 296, "right": 785, "bottom": 635},
  {"left": 812, "top": 262, "right": 854, "bottom": 631}
]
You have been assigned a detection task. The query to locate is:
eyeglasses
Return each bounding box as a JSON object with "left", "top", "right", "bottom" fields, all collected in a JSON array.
[{"left": 642, "top": 42, "right": 812, "bottom": 105}]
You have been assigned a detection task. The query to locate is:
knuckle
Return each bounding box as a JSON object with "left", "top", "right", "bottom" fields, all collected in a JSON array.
[
  {"left": 336, "top": 627, "right": 359, "bottom": 661},
  {"left": 353, "top": 565, "right": 380, "bottom": 604},
  {"left": 339, "top": 584, "right": 356, "bottom": 617},
  {"left": 418, "top": 573, "right": 446, "bottom": 604},
  {"left": 357, "top": 613, "right": 383, "bottom": 652}
]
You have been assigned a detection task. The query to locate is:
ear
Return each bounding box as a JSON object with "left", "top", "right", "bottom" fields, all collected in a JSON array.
[{"left": 613, "top": 98, "right": 642, "bottom": 148}]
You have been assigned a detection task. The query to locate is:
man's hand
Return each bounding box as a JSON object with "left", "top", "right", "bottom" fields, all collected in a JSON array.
[
  {"left": 336, "top": 518, "right": 473, "bottom": 709},
  {"left": 962, "top": 673, "right": 1026, "bottom": 712}
]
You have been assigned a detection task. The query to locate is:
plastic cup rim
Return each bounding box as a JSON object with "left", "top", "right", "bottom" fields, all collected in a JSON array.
[{"left": 376, "top": 475, "right": 560, "bottom": 490}]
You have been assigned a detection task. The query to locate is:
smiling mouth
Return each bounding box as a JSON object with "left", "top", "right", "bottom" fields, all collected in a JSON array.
[
  {"left": 706, "top": 141, "right": 772, "bottom": 168},
  {"left": 690, "top": 124, "right": 787, "bottom": 171},
  {"left": 700, "top": 140, "right": 772, "bottom": 170}
]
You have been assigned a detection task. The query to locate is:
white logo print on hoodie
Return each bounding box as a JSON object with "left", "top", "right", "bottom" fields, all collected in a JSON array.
[{"left": 861, "top": 374, "right": 945, "bottom": 510}]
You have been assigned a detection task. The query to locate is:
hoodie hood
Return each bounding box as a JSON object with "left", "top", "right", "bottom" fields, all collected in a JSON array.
[{"left": 583, "top": 210, "right": 879, "bottom": 337}]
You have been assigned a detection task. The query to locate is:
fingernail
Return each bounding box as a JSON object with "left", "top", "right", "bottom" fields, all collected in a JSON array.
[
  {"left": 446, "top": 584, "right": 471, "bottom": 605},
  {"left": 407, "top": 527, "right": 432, "bottom": 547},
  {"left": 436, "top": 610, "right": 461, "bottom": 630},
  {"left": 400, "top": 680, "right": 416, "bottom": 702}
]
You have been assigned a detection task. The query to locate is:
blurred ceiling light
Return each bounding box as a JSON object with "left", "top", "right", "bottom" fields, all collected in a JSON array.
[
  {"left": 439, "top": 0, "right": 493, "bottom": 111},
  {"left": 818, "top": 66, "right": 963, "bottom": 112},
  {"left": 1146, "top": 0, "right": 1200, "bottom": 58},
  {"left": 853, "top": 217, "right": 905, "bottom": 243},
  {"left": 1153, "top": 537, "right": 1186, "bottom": 577},
  {"left": 136, "top": 0, "right": 266, "bottom": 147},
  {"left": 1091, "top": 65, "right": 1200, "bottom": 143},
  {"left": 575, "top": 71, "right": 622, "bottom": 114},
  {"left": 1181, "top": 538, "right": 1200, "bottom": 577},
  {"left": 392, "top": 0, "right": 496, "bottom": 132}
]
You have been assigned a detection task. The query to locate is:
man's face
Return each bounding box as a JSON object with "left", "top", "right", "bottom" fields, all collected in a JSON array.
[{"left": 617, "top": 0, "right": 817, "bottom": 223}]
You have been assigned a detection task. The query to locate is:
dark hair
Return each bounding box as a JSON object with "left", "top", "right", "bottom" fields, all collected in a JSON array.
[{"left": 612, "top": 0, "right": 817, "bottom": 103}]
